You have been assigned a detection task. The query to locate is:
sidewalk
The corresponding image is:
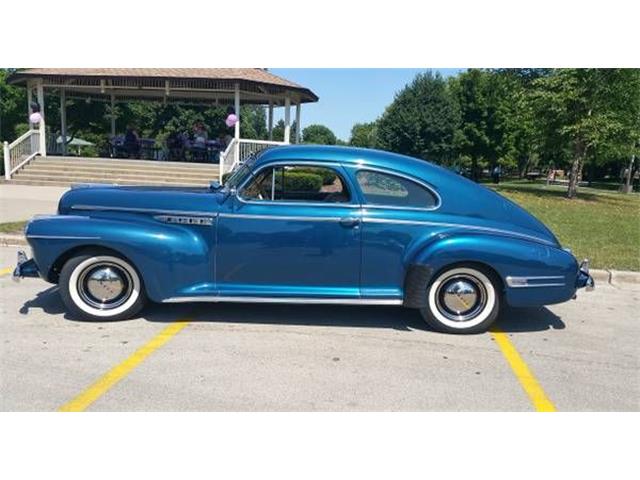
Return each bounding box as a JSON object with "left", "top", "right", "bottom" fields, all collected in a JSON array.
[{"left": 0, "top": 184, "right": 69, "bottom": 222}]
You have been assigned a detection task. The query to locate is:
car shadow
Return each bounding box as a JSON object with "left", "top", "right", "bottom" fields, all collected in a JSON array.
[{"left": 20, "top": 287, "right": 565, "bottom": 333}]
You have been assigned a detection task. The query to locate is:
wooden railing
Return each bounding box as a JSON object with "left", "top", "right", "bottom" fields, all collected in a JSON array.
[
  {"left": 3, "top": 130, "right": 42, "bottom": 180},
  {"left": 219, "top": 138, "right": 286, "bottom": 183}
]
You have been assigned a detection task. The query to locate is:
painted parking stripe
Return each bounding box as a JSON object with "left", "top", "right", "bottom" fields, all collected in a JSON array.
[
  {"left": 0, "top": 267, "right": 13, "bottom": 277},
  {"left": 59, "top": 320, "right": 190, "bottom": 412},
  {"left": 491, "top": 327, "right": 556, "bottom": 412}
]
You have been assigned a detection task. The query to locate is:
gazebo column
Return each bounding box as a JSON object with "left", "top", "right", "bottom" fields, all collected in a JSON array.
[
  {"left": 268, "top": 100, "right": 274, "bottom": 141},
  {"left": 234, "top": 83, "right": 240, "bottom": 140},
  {"left": 26, "top": 81, "right": 33, "bottom": 128},
  {"left": 284, "top": 96, "right": 291, "bottom": 144},
  {"left": 36, "top": 80, "right": 46, "bottom": 157},
  {"left": 60, "top": 88, "right": 67, "bottom": 156},
  {"left": 110, "top": 93, "right": 116, "bottom": 137},
  {"left": 295, "top": 102, "right": 301, "bottom": 144}
]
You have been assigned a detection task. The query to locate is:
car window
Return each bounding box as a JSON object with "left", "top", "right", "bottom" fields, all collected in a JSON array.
[
  {"left": 240, "top": 165, "right": 351, "bottom": 203},
  {"left": 356, "top": 170, "right": 438, "bottom": 208}
]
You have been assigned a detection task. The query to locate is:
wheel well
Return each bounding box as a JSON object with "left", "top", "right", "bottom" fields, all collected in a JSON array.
[
  {"left": 403, "top": 260, "right": 505, "bottom": 308},
  {"left": 48, "top": 245, "right": 137, "bottom": 283},
  {"left": 432, "top": 261, "right": 505, "bottom": 293}
]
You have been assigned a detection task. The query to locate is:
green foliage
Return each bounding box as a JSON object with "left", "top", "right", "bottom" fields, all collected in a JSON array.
[
  {"left": 376, "top": 71, "right": 460, "bottom": 163},
  {"left": 302, "top": 124, "right": 337, "bottom": 145},
  {"left": 349, "top": 122, "right": 378, "bottom": 148},
  {"left": 277, "top": 172, "right": 323, "bottom": 193},
  {"left": 295, "top": 167, "right": 337, "bottom": 185}
]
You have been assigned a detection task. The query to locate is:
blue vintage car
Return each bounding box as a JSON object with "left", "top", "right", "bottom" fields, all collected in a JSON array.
[{"left": 14, "top": 145, "right": 594, "bottom": 333}]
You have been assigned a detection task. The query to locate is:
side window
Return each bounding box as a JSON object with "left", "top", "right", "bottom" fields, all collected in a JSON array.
[
  {"left": 356, "top": 170, "right": 438, "bottom": 209},
  {"left": 240, "top": 165, "right": 351, "bottom": 203}
]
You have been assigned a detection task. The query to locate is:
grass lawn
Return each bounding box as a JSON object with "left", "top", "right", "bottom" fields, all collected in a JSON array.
[
  {"left": 0, "top": 221, "right": 26, "bottom": 234},
  {"left": 491, "top": 181, "right": 640, "bottom": 271}
]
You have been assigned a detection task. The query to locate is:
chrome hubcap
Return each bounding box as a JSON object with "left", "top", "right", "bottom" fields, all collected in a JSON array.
[
  {"left": 436, "top": 275, "right": 487, "bottom": 322},
  {"left": 78, "top": 263, "right": 132, "bottom": 310}
]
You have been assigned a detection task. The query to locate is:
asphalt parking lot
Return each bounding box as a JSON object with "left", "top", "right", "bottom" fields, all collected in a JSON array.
[{"left": 1, "top": 244, "right": 638, "bottom": 411}]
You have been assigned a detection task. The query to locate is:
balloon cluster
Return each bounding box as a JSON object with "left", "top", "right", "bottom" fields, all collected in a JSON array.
[
  {"left": 29, "top": 112, "right": 43, "bottom": 124},
  {"left": 225, "top": 113, "right": 238, "bottom": 128},
  {"left": 29, "top": 102, "right": 42, "bottom": 124}
]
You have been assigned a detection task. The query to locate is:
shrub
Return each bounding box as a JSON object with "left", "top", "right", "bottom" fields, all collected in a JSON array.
[
  {"left": 295, "top": 167, "right": 337, "bottom": 185},
  {"left": 276, "top": 172, "right": 323, "bottom": 193}
]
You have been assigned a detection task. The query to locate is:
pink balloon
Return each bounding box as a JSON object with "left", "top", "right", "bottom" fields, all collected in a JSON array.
[
  {"left": 225, "top": 114, "right": 238, "bottom": 128},
  {"left": 29, "top": 112, "right": 42, "bottom": 124}
]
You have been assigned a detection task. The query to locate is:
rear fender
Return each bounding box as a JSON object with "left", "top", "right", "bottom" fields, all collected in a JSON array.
[{"left": 407, "top": 233, "right": 579, "bottom": 307}]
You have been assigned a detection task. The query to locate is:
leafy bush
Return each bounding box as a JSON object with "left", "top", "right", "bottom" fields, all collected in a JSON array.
[
  {"left": 295, "top": 167, "right": 337, "bottom": 185},
  {"left": 277, "top": 172, "right": 323, "bottom": 193}
]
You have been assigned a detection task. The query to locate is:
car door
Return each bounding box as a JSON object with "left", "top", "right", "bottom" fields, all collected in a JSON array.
[
  {"left": 350, "top": 168, "right": 441, "bottom": 300},
  {"left": 216, "top": 162, "right": 362, "bottom": 299}
]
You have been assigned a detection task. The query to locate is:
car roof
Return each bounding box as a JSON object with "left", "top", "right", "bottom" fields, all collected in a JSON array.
[{"left": 256, "top": 145, "right": 440, "bottom": 177}]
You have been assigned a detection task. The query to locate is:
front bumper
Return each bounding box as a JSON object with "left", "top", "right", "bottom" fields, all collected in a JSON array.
[
  {"left": 12, "top": 250, "right": 40, "bottom": 282},
  {"left": 576, "top": 259, "right": 595, "bottom": 291}
]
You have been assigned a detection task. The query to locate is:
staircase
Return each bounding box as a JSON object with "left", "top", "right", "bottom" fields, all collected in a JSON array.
[{"left": 6, "top": 156, "right": 220, "bottom": 188}]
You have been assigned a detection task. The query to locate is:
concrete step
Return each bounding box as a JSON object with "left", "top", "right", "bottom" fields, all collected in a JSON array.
[
  {"left": 16, "top": 167, "right": 218, "bottom": 181},
  {"left": 40, "top": 156, "right": 221, "bottom": 169},
  {"left": 7, "top": 177, "right": 210, "bottom": 187},
  {"left": 29, "top": 160, "right": 219, "bottom": 174}
]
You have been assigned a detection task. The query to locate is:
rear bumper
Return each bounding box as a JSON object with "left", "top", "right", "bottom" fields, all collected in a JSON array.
[
  {"left": 12, "top": 250, "right": 40, "bottom": 282},
  {"left": 575, "top": 259, "right": 595, "bottom": 291}
]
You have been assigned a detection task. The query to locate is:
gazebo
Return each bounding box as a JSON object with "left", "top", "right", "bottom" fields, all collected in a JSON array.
[{"left": 3, "top": 68, "right": 318, "bottom": 183}]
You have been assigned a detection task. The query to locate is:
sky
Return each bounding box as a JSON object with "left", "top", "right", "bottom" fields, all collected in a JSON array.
[{"left": 270, "top": 69, "right": 464, "bottom": 141}]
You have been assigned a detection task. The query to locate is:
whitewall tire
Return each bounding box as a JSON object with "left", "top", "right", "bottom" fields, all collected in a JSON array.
[
  {"left": 59, "top": 251, "right": 147, "bottom": 321},
  {"left": 420, "top": 266, "right": 500, "bottom": 334}
]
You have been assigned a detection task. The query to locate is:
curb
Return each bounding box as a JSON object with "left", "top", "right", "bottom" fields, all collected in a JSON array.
[
  {"left": 0, "top": 234, "right": 27, "bottom": 247},
  {"left": 0, "top": 233, "right": 638, "bottom": 287}
]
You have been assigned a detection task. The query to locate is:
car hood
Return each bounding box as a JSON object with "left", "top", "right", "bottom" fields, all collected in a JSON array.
[{"left": 57, "top": 184, "right": 224, "bottom": 216}]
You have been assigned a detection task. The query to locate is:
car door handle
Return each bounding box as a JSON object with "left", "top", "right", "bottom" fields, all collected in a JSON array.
[{"left": 339, "top": 217, "right": 361, "bottom": 228}]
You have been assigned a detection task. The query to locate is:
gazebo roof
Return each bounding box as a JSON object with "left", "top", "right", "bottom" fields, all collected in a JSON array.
[{"left": 8, "top": 68, "right": 318, "bottom": 105}]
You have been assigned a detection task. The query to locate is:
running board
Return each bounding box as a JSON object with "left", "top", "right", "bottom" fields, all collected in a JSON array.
[{"left": 162, "top": 296, "right": 404, "bottom": 306}]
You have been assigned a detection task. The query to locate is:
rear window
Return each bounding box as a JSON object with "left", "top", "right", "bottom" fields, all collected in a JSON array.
[{"left": 356, "top": 170, "right": 438, "bottom": 208}]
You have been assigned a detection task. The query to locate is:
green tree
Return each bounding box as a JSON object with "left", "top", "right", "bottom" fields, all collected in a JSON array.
[
  {"left": 302, "top": 124, "right": 337, "bottom": 145},
  {"left": 0, "top": 68, "right": 26, "bottom": 141},
  {"left": 376, "top": 71, "right": 459, "bottom": 164},
  {"left": 349, "top": 122, "right": 378, "bottom": 148},
  {"left": 532, "top": 69, "right": 640, "bottom": 198}
]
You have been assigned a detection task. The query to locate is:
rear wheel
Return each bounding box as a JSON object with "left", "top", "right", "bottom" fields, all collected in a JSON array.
[
  {"left": 420, "top": 265, "right": 500, "bottom": 334},
  {"left": 59, "top": 251, "right": 147, "bottom": 321}
]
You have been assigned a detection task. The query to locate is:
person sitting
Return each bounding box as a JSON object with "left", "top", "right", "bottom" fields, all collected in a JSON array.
[
  {"left": 191, "top": 122, "right": 208, "bottom": 162},
  {"left": 166, "top": 131, "right": 185, "bottom": 161},
  {"left": 123, "top": 125, "right": 141, "bottom": 159}
]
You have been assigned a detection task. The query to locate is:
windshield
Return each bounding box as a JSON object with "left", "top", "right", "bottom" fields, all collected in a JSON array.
[{"left": 224, "top": 154, "right": 259, "bottom": 190}]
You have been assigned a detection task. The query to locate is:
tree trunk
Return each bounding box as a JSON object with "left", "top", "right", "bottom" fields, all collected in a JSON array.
[{"left": 567, "top": 139, "right": 587, "bottom": 199}]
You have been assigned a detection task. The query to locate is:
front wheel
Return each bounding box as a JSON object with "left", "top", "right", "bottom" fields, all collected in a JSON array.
[
  {"left": 59, "top": 251, "right": 147, "bottom": 321},
  {"left": 420, "top": 266, "right": 500, "bottom": 334}
]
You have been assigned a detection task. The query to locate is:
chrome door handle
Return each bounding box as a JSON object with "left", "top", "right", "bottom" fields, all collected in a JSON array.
[{"left": 339, "top": 217, "right": 361, "bottom": 227}]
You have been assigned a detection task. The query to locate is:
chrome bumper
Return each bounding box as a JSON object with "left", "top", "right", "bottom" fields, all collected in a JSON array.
[
  {"left": 12, "top": 250, "right": 39, "bottom": 282},
  {"left": 576, "top": 259, "right": 595, "bottom": 291}
]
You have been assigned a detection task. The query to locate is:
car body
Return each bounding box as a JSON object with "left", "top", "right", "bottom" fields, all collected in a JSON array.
[{"left": 14, "top": 145, "right": 594, "bottom": 333}]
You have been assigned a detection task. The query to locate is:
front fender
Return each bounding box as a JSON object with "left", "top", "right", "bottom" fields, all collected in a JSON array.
[
  {"left": 26, "top": 214, "right": 214, "bottom": 302},
  {"left": 410, "top": 233, "right": 579, "bottom": 307}
]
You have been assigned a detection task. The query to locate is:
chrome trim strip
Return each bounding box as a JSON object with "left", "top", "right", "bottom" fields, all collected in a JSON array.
[
  {"left": 26, "top": 235, "right": 101, "bottom": 240},
  {"left": 71, "top": 205, "right": 215, "bottom": 217},
  {"left": 219, "top": 213, "right": 343, "bottom": 222},
  {"left": 363, "top": 217, "right": 556, "bottom": 246},
  {"left": 506, "top": 276, "right": 566, "bottom": 288},
  {"left": 154, "top": 215, "right": 214, "bottom": 226},
  {"left": 162, "top": 296, "right": 404, "bottom": 305},
  {"left": 354, "top": 166, "right": 442, "bottom": 211}
]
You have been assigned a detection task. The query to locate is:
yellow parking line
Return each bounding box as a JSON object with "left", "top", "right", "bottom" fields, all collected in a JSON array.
[
  {"left": 59, "top": 320, "right": 190, "bottom": 412},
  {"left": 491, "top": 327, "right": 556, "bottom": 412},
  {"left": 0, "top": 267, "right": 13, "bottom": 277}
]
